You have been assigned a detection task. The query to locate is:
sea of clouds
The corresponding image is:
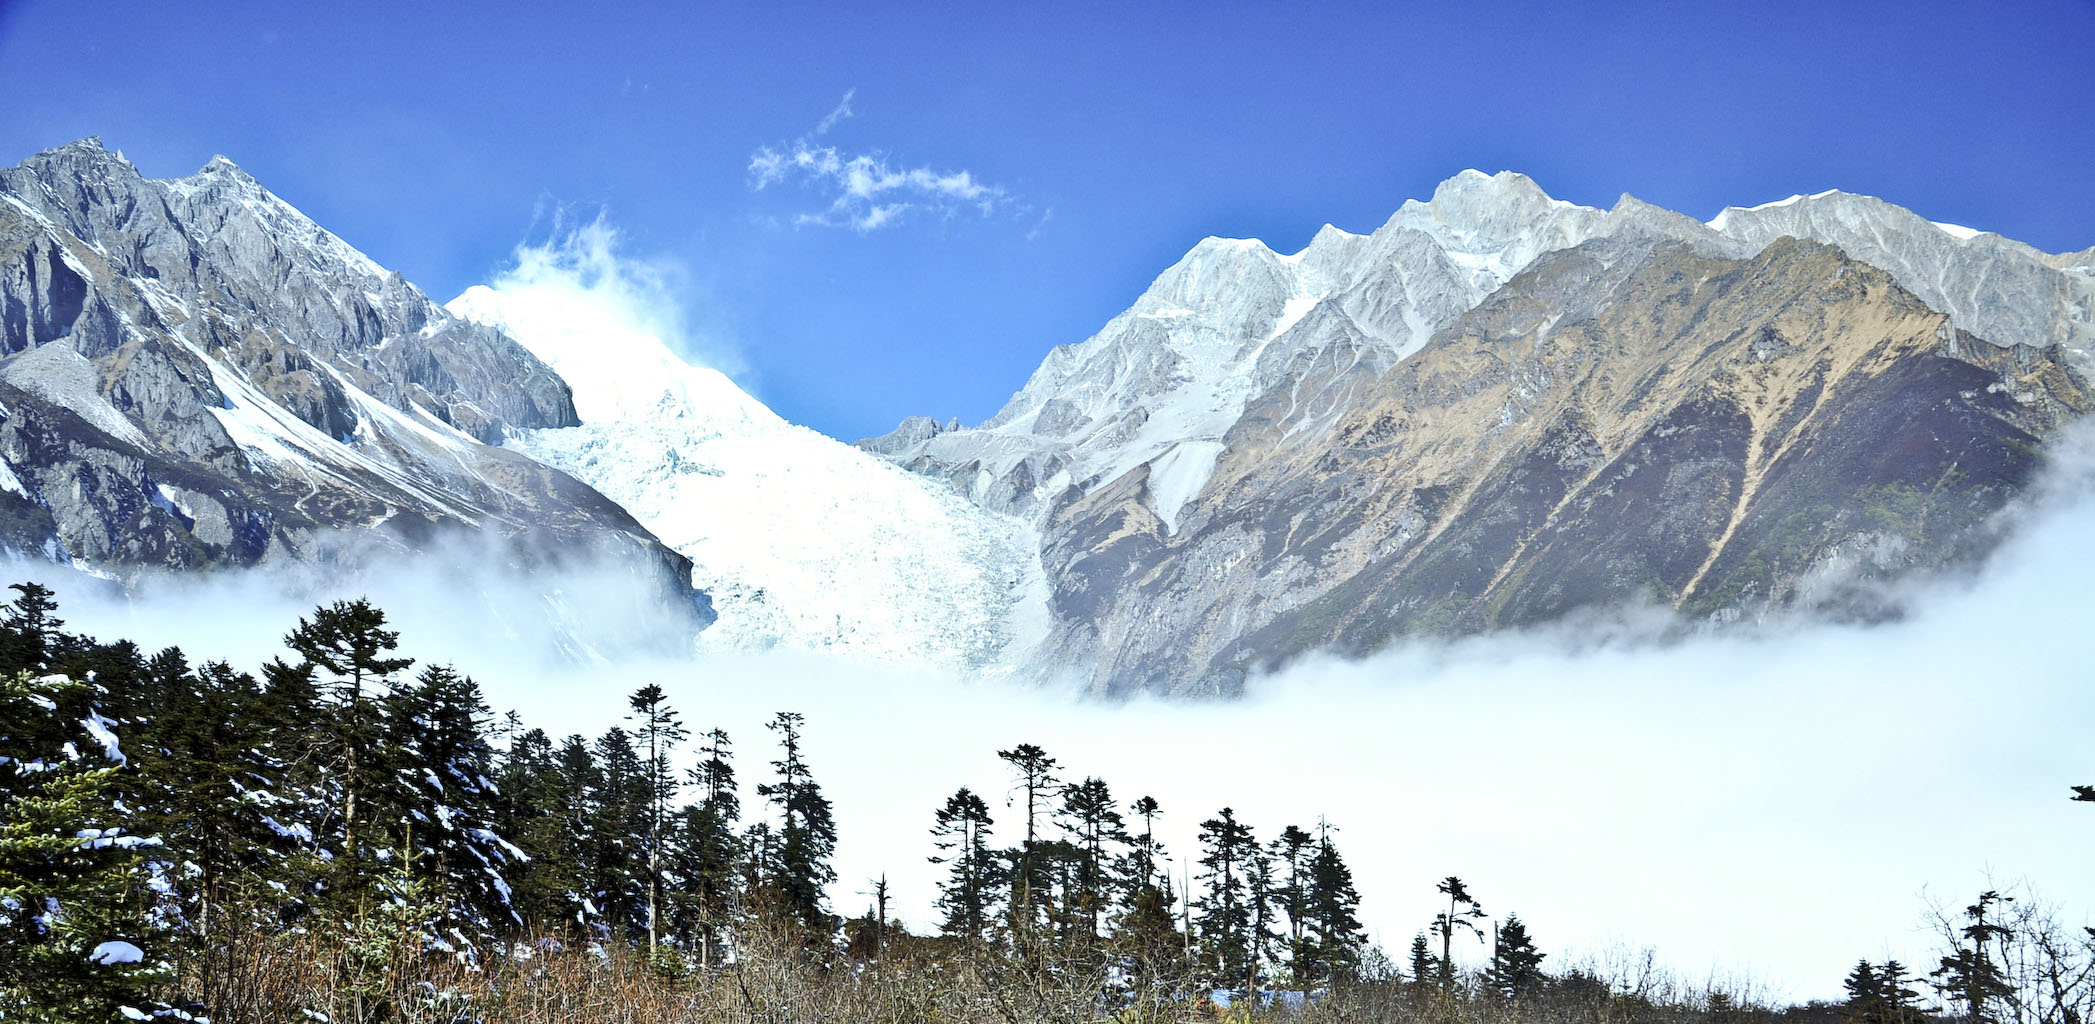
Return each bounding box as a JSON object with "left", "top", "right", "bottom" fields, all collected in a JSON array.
[{"left": 24, "top": 227, "right": 2095, "bottom": 1002}]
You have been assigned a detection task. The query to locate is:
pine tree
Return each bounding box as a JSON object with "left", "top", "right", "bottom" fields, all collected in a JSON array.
[
  {"left": 930, "top": 786, "right": 999, "bottom": 945},
  {"left": 1408, "top": 932, "right": 1438, "bottom": 989},
  {"left": 1299, "top": 826, "right": 1366, "bottom": 984},
  {"left": 756, "top": 712, "right": 835, "bottom": 940},
  {"left": 683, "top": 726, "right": 739, "bottom": 965},
  {"left": 1194, "top": 807, "right": 1261, "bottom": 989},
  {"left": 284, "top": 599, "right": 413, "bottom": 870},
  {"left": 1060, "top": 776, "right": 1125, "bottom": 943},
  {"left": 1932, "top": 892, "right": 2016, "bottom": 1024},
  {"left": 0, "top": 670, "right": 166, "bottom": 1021},
  {"left": 996, "top": 743, "right": 1060, "bottom": 936},
  {"left": 1432, "top": 876, "right": 1487, "bottom": 990},
  {"left": 1485, "top": 914, "right": 1546, "bottom": 997},
  {"left": 625, "top": 684, "right": 687, "bottom": 953},
  {"left": 378, "top": 664, "right": 518, "bottom": 939}
]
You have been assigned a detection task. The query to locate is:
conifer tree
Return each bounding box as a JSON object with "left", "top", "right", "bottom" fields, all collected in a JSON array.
[
  {"left": 1932, "top": 891, "right": 2015, "bottom": 1024},
  {"left": 756, "top": 712, "right": 835, "bottom": 940},
  {"left": 1194, "top": 807, "right": 1261, "bottom": 988},
  {"left": 284, "top": 599, "right": 413, "bottom": 868},
  {"left": 1060, "top": 776, "right": 1126, "bottom": 942},
  {"left": 0, "top": 581, "right": 66, "bottom": 672},
  {"left": 625, "top": 684, "right": 687, "bottom": 953},
  {"left": 996, "top": 743, "right": 1060, "bottom": 935},
  {"left": 589, "top": 727, "right": 647, "bottom": 935},
  {"left": 1432, "top": 876, "right": 1487, "bottom": 990},
  {"left": 683, "top": 726, "right": 739, "bottom": 965},
  {"left": 1409, "top": 932, "right": 1439, "bottom": 988},
  {"left": 495, "top": 727, "right": 581, "bottom": 927},
  {"left": 1300, "top": 825, "right": 1366, "bottom": 984},
  {"left": 930, "top": 786, "right": 999, "bottom": 945},
  {"left": 1485, "top": 914, "right": 1546, "bottom": 997},
  {"left": 0, "top": 670, "right": 165, "bottom": 1021},
  {"left": 378, "top": 664, "right": 518, "bottom": 936}
]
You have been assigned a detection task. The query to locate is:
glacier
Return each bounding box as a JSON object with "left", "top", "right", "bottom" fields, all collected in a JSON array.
[{"left": 446, "top": 284, "right": 1049, "bottom": 672}]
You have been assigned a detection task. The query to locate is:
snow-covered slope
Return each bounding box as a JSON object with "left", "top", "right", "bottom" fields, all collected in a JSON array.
[
  {"left": 0, "top": 139, "right": 700, "bottom": 633},
  {"left": 447, "top": 286, "right": 1046, "bottom": 671},
  {"left": 862, "top": 170, "right": 1713, "bottom": 527}
]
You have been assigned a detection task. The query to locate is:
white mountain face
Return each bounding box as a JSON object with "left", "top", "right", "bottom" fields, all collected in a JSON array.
[
  {"left": 1704, "top": 189, "right": 2095, "bottom": 381},
  {"left": 862, "top": 170, "right": 1714, "bottom": 529},
  {"left": 446, "top": 283, "right": 1048, "bottom": 672},
  {"left": 867, "top": 170, "right": 2093, "bottom": 538}
]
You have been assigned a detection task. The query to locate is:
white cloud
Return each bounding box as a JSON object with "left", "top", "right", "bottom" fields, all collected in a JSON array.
[
  {"left": 456, "top": 214, "right": 746, "bottom": 383},
  {"left": 815, "top": 87, "right": 855, "bottom": 135},
  {"left": 749, "top": 92, "right": 1012, "bottom": 232},
  {"left": 30, "top": 428, "right": 2095, "bottom": 1007}
]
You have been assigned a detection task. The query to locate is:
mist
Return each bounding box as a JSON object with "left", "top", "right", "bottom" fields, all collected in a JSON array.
[
  {"left": 24, "top": 425, "right": 2091, "bottom": 1003},
  {"left": 26, "top": 225, "right": 2095, "bottom": 1001}
]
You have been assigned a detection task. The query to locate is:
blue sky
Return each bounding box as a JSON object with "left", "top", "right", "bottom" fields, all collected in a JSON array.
[{"left": 3, "top": 0, "right": 2092, "bottom": 440}]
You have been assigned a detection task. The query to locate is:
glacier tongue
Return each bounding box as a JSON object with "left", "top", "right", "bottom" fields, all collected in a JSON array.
[{"left": 447, "top": 287, "right": 1047, "bottom": 672}]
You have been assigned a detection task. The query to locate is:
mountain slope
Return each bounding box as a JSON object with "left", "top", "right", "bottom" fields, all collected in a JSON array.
[
  {"left": 447, "top": 283, "right": 1046, "bottom": 671},
  {"left": 867, "top": 172, "right": 2093, "bottom": 693},
  {"left": 0, "top": 139, "right": 704, "bottom": 639}
]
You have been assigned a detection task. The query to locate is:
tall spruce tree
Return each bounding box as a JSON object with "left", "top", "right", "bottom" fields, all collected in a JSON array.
[
  {"left": 1300, "top": 825, "right": 1366, "bottom": 984},
  {"left": 284, "top": 599, "right": 412, "bottom": 869},
  {"left": 0, "top": 670, "right": 165, "bottom": 1021},
  {"left": 1060, "top": 776, "right": 1126, "bottom": 943},
  {"left": 683, "top": 726, "right": 739, "bottom": 965},
  {"left": 625, "top": 684, "right": 687, "bottom": 953},
  {"left": 1194, "top": 807, "right": 1262, "bottom": 989},
  {"left": 996, "top": 743, "right": 1061, "bottom": 936},
  {"left": 930, "top": 786, "right": 999, "bottom": 945},
  {"left": 1485, "top": 914, "right": 1545, "bottom": 998},
  {"left": 756, "top": 712, "right": 835, "bottom": 940}
]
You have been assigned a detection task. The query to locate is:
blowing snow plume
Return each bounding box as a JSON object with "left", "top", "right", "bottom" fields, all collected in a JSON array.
[{"left": 447, "top": 224, "right": 1050, "bottom": 672}]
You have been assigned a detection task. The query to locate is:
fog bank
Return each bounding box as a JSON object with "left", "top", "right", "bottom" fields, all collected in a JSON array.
[{"left": 34, "top": 431, "right": 2095, "bottom": 1002}]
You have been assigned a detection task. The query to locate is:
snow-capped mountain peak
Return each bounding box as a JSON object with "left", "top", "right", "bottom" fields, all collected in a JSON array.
[{"left": 447, "top": 266, "right": 1046, "bottom": 671}]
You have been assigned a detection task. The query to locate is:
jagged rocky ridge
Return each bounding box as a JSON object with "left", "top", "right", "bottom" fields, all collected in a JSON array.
[
  {"left": 0, "top": 139, "right": 706, "bottom": 641},
  {"left": 868, "top": 172, "right": 2094, "bottom": 693}
]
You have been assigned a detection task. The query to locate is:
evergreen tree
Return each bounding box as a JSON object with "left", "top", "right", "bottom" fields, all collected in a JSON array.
[
  {"left": 377, "top": 664, "right": 518, "bottom": 938},
  {"left": 0, "top": 581, "right": 67, "bottom": 672},
  {"left": 132, "top": 659, "right": 293, "bottom": 944},
  {"left": 1932, "top": 891, "right": 2015, "bottom": 1024},
  {"left": 625, "top": 684, "right": 687, "bottom": 953},
  {"left": 1408, "top": 932, "right": 1439, "bottom": 989},
  {"left": 682, "top": 726, "right": 739, "bottom": 965},
  {"left": 1060, "top": 776, "right": 1126, "bottom": 943},
  {"left": 1194, "top": 807, "right": 1261, "bottom": 989},
  {"left": 1485, "top": 914, "right": 1546, "bottom": 998},
  {"left": 756, "top": 712, "right": 835, "bottom": 940},
  {"left": 995, "top": 742, "right": 1060, "bottom": 935},
  {"left": 588, "top": 727, "right": 647, "bottom": 936},
  {"left": 1299, "top": 825, "right": 1366, "bottom": 984},
  {"left": 284, "top": 599, "right": 413, "bottom": 868},
  {"left": 1432, "top": 876, "right": 1487, "bottom": 989},
  {"left": 929, "top": 786, "right": 999, "bottom": 945},
  {"left": 0, "top": 670, "right": 166, "bottom": 1021},
  {"left": 495, "top": 727, "right": 582, "bottom": 928}
]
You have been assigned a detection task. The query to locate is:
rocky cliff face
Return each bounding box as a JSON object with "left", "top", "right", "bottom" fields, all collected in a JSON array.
[
  {"left": 0, "top": 139, "right": 703, "bottom": 630},
  {"left": 868, "top": 172, "right": 2093, "bottom": 693}
]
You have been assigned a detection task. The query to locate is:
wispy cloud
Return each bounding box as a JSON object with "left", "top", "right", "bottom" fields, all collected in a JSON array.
[
  {"left": 749, "top": 90, "right": 1013, "bottom": 232},
  {"left": 814, "top": 87, "right": 855, "bottom": 135}
]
